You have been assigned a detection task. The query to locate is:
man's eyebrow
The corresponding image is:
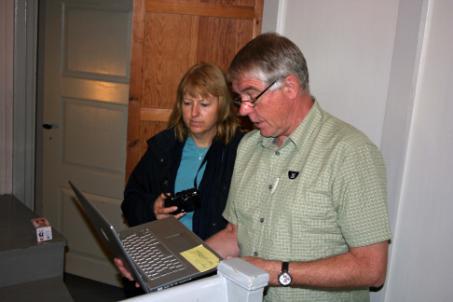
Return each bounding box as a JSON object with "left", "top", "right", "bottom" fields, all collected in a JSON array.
[{"left": 236, "top": 85, "right": 260, "bottom": 94}]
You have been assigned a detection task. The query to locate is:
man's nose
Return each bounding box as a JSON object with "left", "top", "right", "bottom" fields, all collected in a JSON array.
[{"left": 238, "top": 102, "right": 253, "bottom": 116}]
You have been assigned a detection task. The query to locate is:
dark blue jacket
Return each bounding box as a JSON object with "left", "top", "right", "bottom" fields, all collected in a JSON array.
[{"left": 121, "top": 128, "right": 243, "bottom": 240}]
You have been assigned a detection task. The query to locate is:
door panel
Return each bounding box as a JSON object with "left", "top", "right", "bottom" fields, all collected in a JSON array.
[
  {"left": 61, "top": 78, "right": 130, "bottom": 105},
  {"left": 64, "top": 7, "right": 131, "bottom": 80},
  {"left": 197, "top": 17, "right": 255, "bottom": 67},
  {"left": 63, "top": 99, "right": 127, "bottom": 173},
  {"left": 143, "top": 13, "right": 199, "bottom": 108},
  {"left": 41, "top": 0, "right": 132, "bottom": 286}
]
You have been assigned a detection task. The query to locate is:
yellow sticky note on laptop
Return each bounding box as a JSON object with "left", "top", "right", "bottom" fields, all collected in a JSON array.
[{"left": 180, "top": 244, "right": 220, "bottom": 272}]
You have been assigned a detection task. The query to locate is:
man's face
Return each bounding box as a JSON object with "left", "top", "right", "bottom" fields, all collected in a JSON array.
[{"left": 232, "top": 76, "right": 290, "bottom": 138}]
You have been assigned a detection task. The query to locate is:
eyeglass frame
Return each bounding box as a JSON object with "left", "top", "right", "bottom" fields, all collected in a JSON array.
[{"left": 232, "top": 78, "right": 279, "bottom": 108}]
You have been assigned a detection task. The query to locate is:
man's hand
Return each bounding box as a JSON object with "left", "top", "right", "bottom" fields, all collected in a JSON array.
[
  {"left": 114, "top": 258, "right": 140, "bottom": 288},
  {"left": 205, "top": 223, "right": 240, "bottom": 259}
]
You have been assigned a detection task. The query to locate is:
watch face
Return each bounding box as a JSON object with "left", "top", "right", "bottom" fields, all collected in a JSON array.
[{"left": 278, "top": 272, "right": 292, "bottom": 286}]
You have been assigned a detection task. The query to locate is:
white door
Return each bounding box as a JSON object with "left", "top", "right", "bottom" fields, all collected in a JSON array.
[{"left": 40, "top": 0, "right": 132, "bottom": 286}]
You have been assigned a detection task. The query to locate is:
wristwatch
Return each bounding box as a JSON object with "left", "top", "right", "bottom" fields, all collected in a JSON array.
[{"left": 278, "top": 261, "right": 292, "bottom": 286}]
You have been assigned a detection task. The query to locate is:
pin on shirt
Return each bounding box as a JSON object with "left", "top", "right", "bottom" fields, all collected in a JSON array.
[
  {"left": 288, "top": 171, "right": 299, "bottom": 179},
  {"left": 270, "top": 178, "right": 280, "bottom": 194}
]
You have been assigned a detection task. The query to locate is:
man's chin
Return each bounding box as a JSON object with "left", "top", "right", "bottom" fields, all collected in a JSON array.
[{"left": 258, "top": 128, "right": 275, "bottom": 138}]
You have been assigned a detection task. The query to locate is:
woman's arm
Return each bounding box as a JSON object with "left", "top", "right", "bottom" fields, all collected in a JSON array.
[{"left": 121, "top": 148, "right": 159, "bottom": 226}]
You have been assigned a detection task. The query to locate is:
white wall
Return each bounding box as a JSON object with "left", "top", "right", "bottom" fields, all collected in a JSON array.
[
  {"left": 276, "top": 0, "right": 399, "bottom": 145},
  {"left": 263, "top": 0, "right": 453, "bottom": 301},
  {"left": 385, "top": 0, "right": 453, "bottom": 301}
]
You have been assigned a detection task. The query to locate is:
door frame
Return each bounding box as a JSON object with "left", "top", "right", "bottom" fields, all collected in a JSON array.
[
  {"left": 10, "top": 0, "right": 39, "bottom": 211},
  {"left": 0, "top": 0, "right": 14, "bottom": 194}
]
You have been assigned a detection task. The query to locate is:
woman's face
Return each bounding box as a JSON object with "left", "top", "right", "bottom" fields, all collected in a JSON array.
[{"left": 182, "top": 93, "right": 219, "bottom": 144}]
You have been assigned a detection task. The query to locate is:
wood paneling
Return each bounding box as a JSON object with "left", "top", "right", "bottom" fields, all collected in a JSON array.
[
  {"left": 126, "top": 0, "right": 263, "bottom": 180},
  {"left": 146, "top": 0, "right": 256, "bottom": 19},
  {"left": 143, "top": 13, "right": 198, "bottom": 107}
]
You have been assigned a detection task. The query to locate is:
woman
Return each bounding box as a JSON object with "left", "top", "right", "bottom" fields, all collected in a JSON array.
[{"left": 121, "top": 63, "right": 243, "bottom": 240}]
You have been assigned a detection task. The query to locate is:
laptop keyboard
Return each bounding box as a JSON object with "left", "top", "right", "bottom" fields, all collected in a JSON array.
[{"left": 123, "top": 228, "right": 185, "bottom": 280}]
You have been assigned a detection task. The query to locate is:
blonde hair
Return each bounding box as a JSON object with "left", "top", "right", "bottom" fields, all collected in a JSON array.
[{"left": 168, "top": 63, "right": 239, "bottom": 144}]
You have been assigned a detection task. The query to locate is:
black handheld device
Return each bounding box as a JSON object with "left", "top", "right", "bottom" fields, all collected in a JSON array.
[
  {"left": 164, "top": 188, "right": 201, "bottom": 214},
  {"left": 164, "top": 148, "right": 209, "bottom": 214}
]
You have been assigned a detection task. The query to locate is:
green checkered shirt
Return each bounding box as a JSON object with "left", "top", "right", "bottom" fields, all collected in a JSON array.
[{"left": 223, "top": 102, "right": 391, "bottom": 302}]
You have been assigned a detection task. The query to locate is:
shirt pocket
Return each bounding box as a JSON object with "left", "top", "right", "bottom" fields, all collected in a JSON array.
[{"left": 301, "top": 190, "right": 341, "bottom": 232}]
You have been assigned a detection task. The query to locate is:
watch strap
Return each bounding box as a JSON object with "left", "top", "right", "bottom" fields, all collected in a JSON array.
[{"left": 282, "top": 261, "right": 289, "bottom": 272}]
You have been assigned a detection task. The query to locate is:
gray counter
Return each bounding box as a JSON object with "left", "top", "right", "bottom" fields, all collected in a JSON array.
[{"left": 0, "top": 195, "right": 72, "bottom": 301}]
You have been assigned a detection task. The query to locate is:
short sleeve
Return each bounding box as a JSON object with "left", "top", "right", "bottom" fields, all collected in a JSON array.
[{"left": 334, "top": 142, "right": 392, "bottom": 247}]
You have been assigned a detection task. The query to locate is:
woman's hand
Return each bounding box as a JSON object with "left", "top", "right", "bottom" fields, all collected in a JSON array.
[{"left": 153, "top": 193, "right": 185, "bottom": 220}]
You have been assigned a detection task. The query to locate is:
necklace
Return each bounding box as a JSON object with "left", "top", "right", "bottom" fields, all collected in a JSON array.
[{"left": 197, "top": 148, "right": 208, "bottom": 161}]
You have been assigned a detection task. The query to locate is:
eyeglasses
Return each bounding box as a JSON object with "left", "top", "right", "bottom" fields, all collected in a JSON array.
[{"left": 233, "top": 79, "right": 279, "bottom": 108}]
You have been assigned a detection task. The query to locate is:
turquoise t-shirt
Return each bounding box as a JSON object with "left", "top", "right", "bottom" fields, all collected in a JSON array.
[{"left": 174, "top": 136, "right": 208, "bottom": 230}]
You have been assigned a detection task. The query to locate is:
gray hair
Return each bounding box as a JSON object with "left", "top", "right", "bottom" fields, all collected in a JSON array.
[{"left": 228, "top": 32, "right": 310, "bottom": 91}]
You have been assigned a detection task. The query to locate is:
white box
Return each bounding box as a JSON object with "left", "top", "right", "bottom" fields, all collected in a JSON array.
[{"left": 31, "top": 217, "right": 53, "bottom": 242}]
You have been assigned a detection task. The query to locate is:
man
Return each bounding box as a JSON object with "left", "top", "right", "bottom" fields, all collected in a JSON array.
[{"left": 206, "top": 32, "right": 391, "bottom": 301}]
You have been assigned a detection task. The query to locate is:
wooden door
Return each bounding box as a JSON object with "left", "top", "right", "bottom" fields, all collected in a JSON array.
[
  {"left": 40, "top": 0, "right": 132, "bottom": 286},
  {"left": 126, "top": 0, "right": 263, "bottom": 179}
]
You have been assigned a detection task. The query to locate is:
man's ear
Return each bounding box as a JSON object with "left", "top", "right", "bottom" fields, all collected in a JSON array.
[{"left": 281, "top": 74, "right": 301, "bottom": 99}]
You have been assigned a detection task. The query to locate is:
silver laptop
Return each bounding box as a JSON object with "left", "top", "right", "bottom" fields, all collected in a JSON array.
[{"left": 69, "top": 181, "right": 220, "bottom": 293}]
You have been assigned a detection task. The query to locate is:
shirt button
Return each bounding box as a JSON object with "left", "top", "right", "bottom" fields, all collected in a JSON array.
[
  {"left": 253, "top": 251, "right": 258, "bottom": 256},
  {"left": 275, "top": 151, "right": 280, "bottom": 156},
  {"left": 268, "top": 184, "right": 273, "bottom": 190},
  {"left": 260, "top": 218, "right": 264, "bottom": 223}
]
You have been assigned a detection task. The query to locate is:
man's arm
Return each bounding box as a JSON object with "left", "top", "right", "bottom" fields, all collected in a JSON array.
[
  {"left": 205, "top": 223, "right": 240, "bottom": 259},
  {"left": 243, "top": 240, "right": 388, "bottom": 288}
]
